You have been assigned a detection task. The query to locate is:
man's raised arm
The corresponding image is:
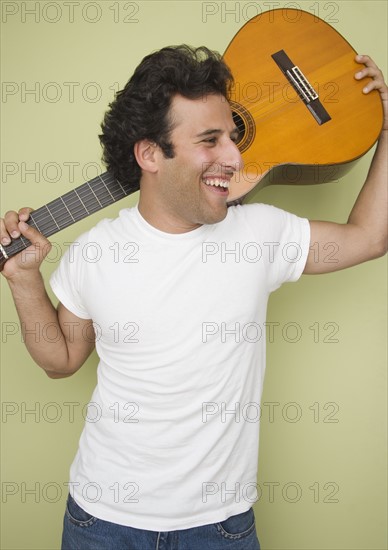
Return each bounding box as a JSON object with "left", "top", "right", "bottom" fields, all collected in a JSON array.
[{"left": 304, "top": 55, "right": 387, "bottom": 275}]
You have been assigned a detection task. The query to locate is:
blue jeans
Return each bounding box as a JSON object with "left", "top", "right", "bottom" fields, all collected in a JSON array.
[{"left": 61, "top": 493, "right": 260, "bottom": 549}]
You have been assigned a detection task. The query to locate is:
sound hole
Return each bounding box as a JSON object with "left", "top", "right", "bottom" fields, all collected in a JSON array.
[
  {"left": 232, "top": 111, "right": 246, "bottom": 144},
  {"left": 230, "top": 100, "right": 255, "bottom": 153}
]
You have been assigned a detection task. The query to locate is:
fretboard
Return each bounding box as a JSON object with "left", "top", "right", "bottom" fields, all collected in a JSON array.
[{"left": 0, "top": 171, "right": 138, "bottom": 268}]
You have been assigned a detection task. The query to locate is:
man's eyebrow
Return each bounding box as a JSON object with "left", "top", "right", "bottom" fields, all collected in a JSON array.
[
  {"left": 195, "top": 128, "right": 222, "bottom": 138},
  {"left": 195, "top": 127, "right": 240, "bottom": 139}
]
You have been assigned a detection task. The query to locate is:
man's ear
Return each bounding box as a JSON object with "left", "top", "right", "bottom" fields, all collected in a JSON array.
[{"left": 134, "top": 140, "right": 159, "bottom": 173}]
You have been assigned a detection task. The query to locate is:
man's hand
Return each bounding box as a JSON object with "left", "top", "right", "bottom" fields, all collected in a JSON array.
[
  {"left": 355, "top": 54, "right": 388, "bottom": 131},
  {"left": 0, "top": 208, "right": 52, "bottom": 280}
]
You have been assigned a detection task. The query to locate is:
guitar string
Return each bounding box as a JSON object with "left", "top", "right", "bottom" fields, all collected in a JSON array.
[
  {"left": 5, "top": 203, "right": 122, "bottom": 255},
  {"left": 3, "top": 174, "right": 135, "bottom": 256},
  {"left": 31, "top": 176, "right": 119, "bottom": 227},
  {"left": 31, "top": 176, "right": 128, "bottom": 232}
]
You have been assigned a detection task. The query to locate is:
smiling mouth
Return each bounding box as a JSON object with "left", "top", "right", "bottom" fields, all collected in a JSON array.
[{"left": 202, "top": 178, "right": 229, "bottom": 190}]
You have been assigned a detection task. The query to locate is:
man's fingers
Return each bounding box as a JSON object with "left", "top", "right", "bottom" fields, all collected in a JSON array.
[
  {"left": 18, "top": 220, "right": 51, "bottom": 249},
  {"left": 18, "top": 220, "right": 39, "bottom": 240},
  {"left": 1, "top": 208, "right": 34, "bottom": 244},
  {"left": 18, "top": 207, "right": 34, "bottom": 222},
  {"left": 1, "top": 211, "right": 20, "bottom": 243},
  {"left": 354, "top": 55, "right": 387, "bottom": 97}
]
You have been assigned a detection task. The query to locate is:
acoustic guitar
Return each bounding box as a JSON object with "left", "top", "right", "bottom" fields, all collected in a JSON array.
[
  {"left": 0, "top": 8, "right": 383, "bottom": 270},
  {"left": 224, "top": 7, "right": 383, "bottom": 199}
]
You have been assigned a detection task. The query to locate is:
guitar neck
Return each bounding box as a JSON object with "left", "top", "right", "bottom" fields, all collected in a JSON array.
[{"left": 0, "top": 172, "right": 138, "bottom": 270}]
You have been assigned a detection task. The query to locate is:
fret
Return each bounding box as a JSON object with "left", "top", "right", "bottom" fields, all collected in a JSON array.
[
  {"left": 0, "top": 171, "right": 139, "bottom": 271},
  {"left": 27, "top": 208, "right": 57, "bottom": 238},
  {"left": 90, "top": 178, "right": 116, "bottom": 208},
  {"left": 19, "top": 234, "right": 30, "bottom": 249},
  {"left": 100, "top": 172, "right": 136, "bottom": 199},
  {"left": 59, "top": 196, "right": 76, "bottom": 223},
  {"left": 60, "top": 189, "right": 90, "bottom": 222},
  {"left": 47, "top": 197, "right": 77, "bottom": 228},
  {"left": 88, "top": 182, "right": 104, "bottom": 208},
  {"left": 25, "top": 205, "right": 60, "bottom": 238},
  {"left": 77, "top": 183, "right": 103, "bottom": 214},
  {"left": 99, "top": 174, "right": 115, "bottom": 202},
  {"left": 98, "top": 172, "right": 134, "bottom": 199},
  {"left": 116, "top": 179, "right": 128, "bottom": 196},
  {"left": 45, "top": 204, "right": 61, "bottom": 231},
  {"left": 28, "top": 215, "right": 40, "bottom": 231},
  {"left": 31, "top": 199, "right": 72, "bottom": 236},
  {"left": 74, "top": 188, "right": 89, "bottom": 215},
  {"left": 109, "top": 178, "right": 130, "bottom": 200}
]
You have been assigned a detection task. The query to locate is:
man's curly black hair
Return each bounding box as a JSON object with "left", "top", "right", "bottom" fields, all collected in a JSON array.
[{"left": 99, "top": 45, "right": 234, "bottom": 190}]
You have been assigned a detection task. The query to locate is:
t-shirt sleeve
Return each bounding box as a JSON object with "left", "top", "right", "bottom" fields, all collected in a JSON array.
[
  {"left": 240, "top": 203, "right": 311, "bottom": 292},
  {"left": 50, "top": 233, "right": 92, "bottom": 320}
]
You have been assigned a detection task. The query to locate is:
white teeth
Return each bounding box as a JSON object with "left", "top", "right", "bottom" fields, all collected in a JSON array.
[{"left": 203, "top": 178, "right": 229, "bottom": 189}]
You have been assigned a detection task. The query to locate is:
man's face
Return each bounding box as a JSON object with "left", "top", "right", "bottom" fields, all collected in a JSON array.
[{"left": 151, "top": 93, "right": 243, "bottom": 232}]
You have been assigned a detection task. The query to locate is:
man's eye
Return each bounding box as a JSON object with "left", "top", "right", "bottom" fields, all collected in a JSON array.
[{"left": 203, "top": 137, "right": 217, "bottom": 144}]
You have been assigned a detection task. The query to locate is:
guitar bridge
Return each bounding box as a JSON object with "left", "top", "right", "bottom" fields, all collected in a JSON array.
[
  {"left": 272, "top": 49, "right": 331, "bottom": 125},
  {"left": 287, "top": 65, "right": 319, "bottom": 102}
]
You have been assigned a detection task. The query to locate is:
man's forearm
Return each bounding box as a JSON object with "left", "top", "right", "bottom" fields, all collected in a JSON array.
[
  {"left": 7, "top": 272, "right": 72, "bottom": 375},
  {"left": 347, "top": 128, "right": 388, "bottom": 257}
]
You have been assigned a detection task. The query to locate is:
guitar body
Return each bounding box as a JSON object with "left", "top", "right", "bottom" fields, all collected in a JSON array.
[{"left": 224, "top": 8, "right": 384, "bottom": 201}]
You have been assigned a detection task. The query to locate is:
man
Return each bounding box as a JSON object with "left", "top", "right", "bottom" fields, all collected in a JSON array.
[{"left": 1, "top": 45, "right": 387, "bottom": 549}]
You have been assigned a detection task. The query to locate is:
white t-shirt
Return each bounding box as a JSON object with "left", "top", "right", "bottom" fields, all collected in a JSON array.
[{"left": 50, "top": 203, "right": 310, "bottom": 530}]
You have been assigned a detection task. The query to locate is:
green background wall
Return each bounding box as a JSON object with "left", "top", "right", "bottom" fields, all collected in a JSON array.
[{"left": 1, "top": 1, "right": 387, "bottom": 548}]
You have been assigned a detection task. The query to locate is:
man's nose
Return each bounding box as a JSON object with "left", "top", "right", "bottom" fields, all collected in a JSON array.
[{"left": 225, "top": 138, "right": 244, "bottom": 173}]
